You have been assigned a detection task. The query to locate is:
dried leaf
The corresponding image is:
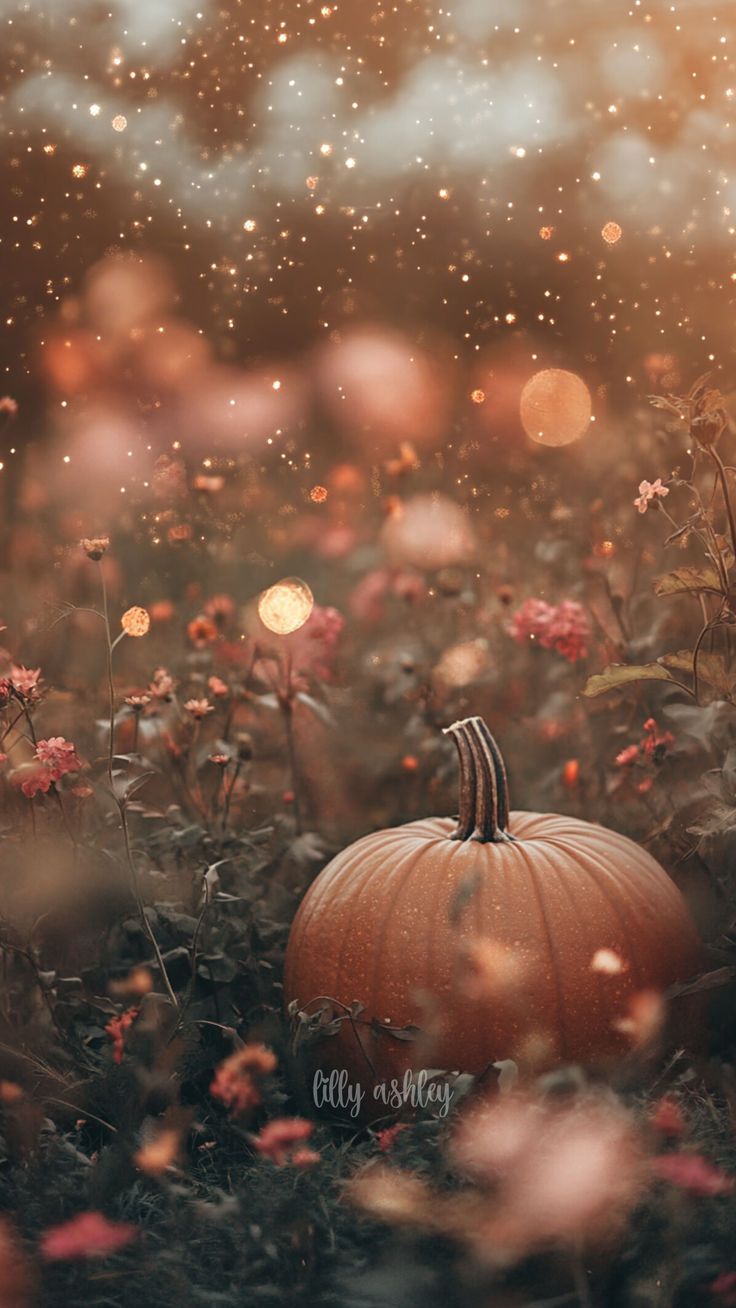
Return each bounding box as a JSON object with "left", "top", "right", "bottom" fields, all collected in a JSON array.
[
  {"left": 666, "top": 967, "right": 735, "bottom": 999},
  {"left": 370, "top": 1020, "right": 422, "bottom": 1043},
  {"left": 660, "top": 649, "right": 733, "bottom": 696},
  {"left": 582, "top": 663, "right": 677, "bottom": 698},
  {"left": 654, "top": 566, "right": 723, "bottom": 598}
]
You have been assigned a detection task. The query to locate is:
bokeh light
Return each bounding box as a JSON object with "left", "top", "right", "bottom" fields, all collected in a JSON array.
[
  {"left": 381, "top": 495, "right": 476, "bottom": 571},
  {"left": 601, "top": 221, "right": 623, "bottom": 245},
  {"left": 519, "top": 369, "right": 592, "bottom": 447},
  {"left": 258, "top": 578, "right": 314, "bottom": 635}
]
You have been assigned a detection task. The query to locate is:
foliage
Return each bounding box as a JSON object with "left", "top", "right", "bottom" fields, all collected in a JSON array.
[{"left": 1, "top": 385, "right": 736, "bottom": 1307}]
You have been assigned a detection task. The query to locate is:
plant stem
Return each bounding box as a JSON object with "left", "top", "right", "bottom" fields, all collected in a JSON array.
[
  {"left": 97, "top": 560, "right": 116, "bottom": 788},
  {"left": 711, "top": 444, "right": 736, "bottom": 566},
  {"left": 118, "top": 799, "right": 179, "bottom": 1013},
  {"left": 220, "top": 759, "right": 242, "bottom": 835},
  {"left": 169, "top": 871, "right": 212, "bottom": 1041},
  {"left": 691, "top": 614, "right": 719, "bottom": 705},
  {"left": 281, "top": 696, "right": 303, "bottom": 835},
  {"left": 52, "top": 785, "right": 76, "bottom": 847}
]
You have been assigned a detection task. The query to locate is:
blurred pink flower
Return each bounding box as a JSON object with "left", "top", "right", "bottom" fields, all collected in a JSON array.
[
  {"left": 210, "top": 1044, "right": 277, "bottom": 1116},
  {"left": 149, "top": 667, "right": 176, "bottom": 699},
  {"left": 287, "top": 605, "right": 344, "bottom": 682},
  {"left": 544, "top": 600, "right": 591, "bottom": 662},
  {"left": 14, "top": 737, "right": 81, "bottom": 797},
  {"left": 615, "top": 718, "right": 674, "bottom": 771},
  {"left": 0, "top": 397, "right": 18, "bottom": 416},
  {"left": 711, "top": 1272, "right": 736, "bottom": 1305},
  {"left": 634, "top": 478, "right": 669, "bottom": 513},
  {"left": 376, "top": 1123, "right": 411, "bottom": 1153},
  {"left": 651, "top": 1096, "right": 686, "bottom": 1139},
  {"left": 105, "top": 1006, "right": 139, "bottom": 1064},
  {"left": 251, "top": 1117, "right": 316, "bottom": 1166},
  {"left": 451, "top": 1093, "right": 645, "bottom": 1254},
  {"left": 16, "top": 765, "right": 55, "bottom": 799},
  {"left": 291, "top": 1147, "right": 321, "bottom": 1168},
  {"left": 508, "top": 597, "right": 554, "bottom": 645},
  {"left": 349, "top": 569, "right": 392, "bottom": 623},
  {"left": 654, "top": 1153, "right": 734, "bottom": 1196},
  {"left": 641, "top": 717, "right": 674, "bottom": 760},
  {"left": 509, "top": 598, "right": 590, "bottom": 662},
  {"left": 40, "top": 1212, "right": 137, "bottom": 1261},
  {"left": 184, "top": 698, "right": 214, "bottom": 720}
]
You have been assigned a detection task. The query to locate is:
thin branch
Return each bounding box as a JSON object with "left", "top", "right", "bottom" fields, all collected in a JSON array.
[{"left": 118, "top": 800, "right": 179, "bottom": 1014}]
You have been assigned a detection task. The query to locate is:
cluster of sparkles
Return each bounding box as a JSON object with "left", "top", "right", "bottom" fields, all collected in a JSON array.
[{"left": 1, "top": 0, "right": 735, "bottom": 437}]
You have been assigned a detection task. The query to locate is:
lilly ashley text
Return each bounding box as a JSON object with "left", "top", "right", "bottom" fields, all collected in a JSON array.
[{"left": 312, "top": 1068, "right": 454, "bottom": 1119}]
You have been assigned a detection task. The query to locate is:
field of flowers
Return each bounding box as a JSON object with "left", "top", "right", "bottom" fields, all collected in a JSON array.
[{"left": 0, "top": 336, "right": 735, "bottom": 1308}]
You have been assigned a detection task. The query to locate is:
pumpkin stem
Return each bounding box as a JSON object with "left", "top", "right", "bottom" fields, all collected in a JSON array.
[{"left": 444, "top": 717, "right": 515, "bottom": 843}]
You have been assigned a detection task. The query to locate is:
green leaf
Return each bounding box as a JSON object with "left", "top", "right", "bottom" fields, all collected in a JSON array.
[
  {"left": 582, "top": 663, "right": 677, "bottom": 698},
  {"left": 654, "top": 566, "right": 722, "bottom": 598},
  {"left": 660, "top": 649, "right": 732, "bottom": 695}
]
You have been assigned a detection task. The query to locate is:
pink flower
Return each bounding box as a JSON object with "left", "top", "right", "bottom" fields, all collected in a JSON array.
[
  {"left": 641, "top": 717, "right": 674, "bottom": 760},
  {"left": 210, "top": 1044, "right": 277, "bottom": 1117},
  {"left": 149, "top": 667, "right": 175, "bottom": 699},
  {"left": 508, "top": 597, "right": 555, "bottom": 646},
  {"left": 376, "top": 1123, "right": 411, "bottom": 1152},
  {"left": 40, "top": 1212, "right": 137, "bottom": 1261},
  {"left": 105, "top": 1006, "right": 140, "bottom": 1064},
  {"left": 251, "top": 1118, "right": 315, "bottom": 1166},
  {"left": 184, "top": 698, "right": 214, "bottom": 720},
  {"left": 653, "top": 1153, "right": 734, "bottom": 1196},
  {"left": 711, "top": 1272, "right": 736, "bottom": 1305},
  {"left": 0, "top": 397, "right": 18, "bottom": 417},
  {"left": 36, "top": 737, "right": 82, "bottom": 777},
  {"left": 291, "top": 1147, "right": 321, "bottom": 1168},
  {"left": 634, "top": 478, "right": 669, "bottom": 513},
  {"left": 508, "top": 598, "right": 590, "bottom": 663},
  {"left": 288, "top": 605, "right": 344, "bottom": 682},
  {"left": 13, "top": 737, "right": 81, "bottom": 798},
  {"left": 17, "top": 765, "right": 55, "bottom": 799},
  {"left": 616, "top": 719, "right": 674, "bottom": 771},
  {"left": 544, "top": 600, "right": 591, "bottom": 663},
  {"left": 9, "top": 666, "right": 41, "bottom": 700},
  {"left": 451, "top": 1093, "right": 645, "bottom": 1253},
  {"left": 651, "top": 1097, "right": 686, "bottom": 1139},
  {"left": 349, "top": 569, "right": 392, "bottom": 624}
]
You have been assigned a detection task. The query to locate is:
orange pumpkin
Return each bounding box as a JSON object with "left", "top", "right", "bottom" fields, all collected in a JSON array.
[{"left": 284, "top": 717, "right": 701, "bottom": 1115}]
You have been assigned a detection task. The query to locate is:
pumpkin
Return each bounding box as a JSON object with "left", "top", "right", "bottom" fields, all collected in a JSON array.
[{"left": 284, "top": 717, "right": 701, "bottom": 1115}]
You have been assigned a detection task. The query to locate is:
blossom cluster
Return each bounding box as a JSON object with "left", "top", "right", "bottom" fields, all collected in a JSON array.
[
  {"left": 210, "top": 1043, "right": 277, "bottom": 1116},
  {"left": 616, "top": 718, "right": 675, "bottom": 775},
  {"left": 14, "top": 736, "right": 82, "bottom": 798},
  {"left": 0, "top": 665, "right": 42, "bottom": 706},
  {"left": 508, "top": 597, "right": 591, "bottom": 663}
]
